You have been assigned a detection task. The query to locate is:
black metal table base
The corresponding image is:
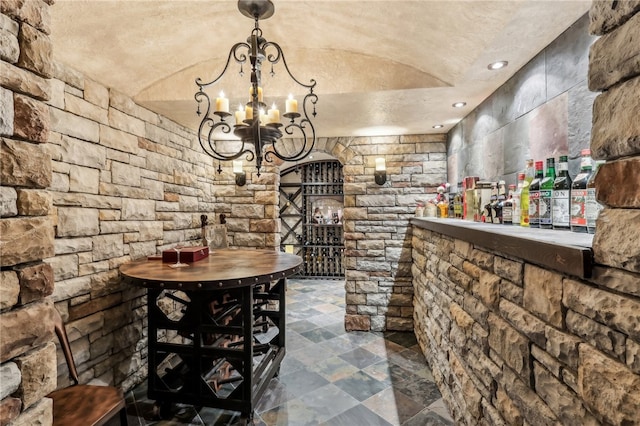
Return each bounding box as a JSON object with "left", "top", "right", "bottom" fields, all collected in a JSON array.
[{"left": 146, "top": 278, "right": 287, "bottom": 421}]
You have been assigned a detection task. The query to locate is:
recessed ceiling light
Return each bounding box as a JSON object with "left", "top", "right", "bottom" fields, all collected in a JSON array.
[
  {"left": 432, "top": 124, "right": 444, "bottom": 129},
  {"left": 452, "top": 102, "right": 466, "bottom": 108},
  {"left": 488, "top": 61, "right": 508, "bottom": 70}
]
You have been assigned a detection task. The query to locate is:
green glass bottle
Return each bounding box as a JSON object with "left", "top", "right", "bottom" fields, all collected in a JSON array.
[
  {"left": 570, "top": 149, "right": 593, "bottom": 233},
  {"left": 539, "top": 157, "right": 556, "bottom": 229},
  {"left": 552, "top": 155, "right": 572, "bottom": 230}
]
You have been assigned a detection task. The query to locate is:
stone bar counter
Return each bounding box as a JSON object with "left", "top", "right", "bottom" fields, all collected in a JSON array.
[{"left": 410, "top": 217, "right": 640, "bottom": 425}]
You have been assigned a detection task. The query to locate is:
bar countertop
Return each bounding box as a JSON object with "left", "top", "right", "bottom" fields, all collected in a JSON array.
[{"left": 410, "top": 217, "right": 594, "bottom": 278}]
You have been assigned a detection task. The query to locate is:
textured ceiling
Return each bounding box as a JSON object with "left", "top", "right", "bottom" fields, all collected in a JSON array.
[{"left": 50, "top": 0, "right": 590, "bottom": 138}]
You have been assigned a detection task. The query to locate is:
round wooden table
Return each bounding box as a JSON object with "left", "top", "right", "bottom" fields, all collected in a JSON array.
[
  {"left": 119, "top": 248, "right": 302, "bottom": 422},
  {"left": 120, "top": 248, "right": 303, "bottom": 290}
]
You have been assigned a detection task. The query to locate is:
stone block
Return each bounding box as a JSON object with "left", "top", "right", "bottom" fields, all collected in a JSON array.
[
  {"left": 0, "top": 396, "right": 21, "bottom": 425},
  {"left": 13, "top": 93, "right": 49, "bottom": 143},
  {"left": 563, "top": 277, "right": 640, "bottom": 341},
  {"left": 588, "top": 0, "right": 640, "bottom": 35},
  {"left": 100, "top": 124, "right": 139, "bottom": 154},
  {"left": 533, "top": 361, "right": 599, "bottom": 426},
  {"left": 589, "top": 12, "right": 640, "bottom": 91},
  {"left": 0, "top": 361, "right": 20, "bottom": 399},
  {"left": 231, "top": 204, "right": 264, "bottom": 219},
  {"left": 56, "top": 207, "right": 99, "bottom": 237},
  {"left": 345, "top": 314, "right": 370, "bottom": 331},
  {"left": 68, "top": 164, "right": 99, "bottom": 194},
  {"left": 57, "top": 134, "right": 107, "bottom": 169},
  {"left": 0, "top": 19, "right": 19, "bottom": 63},
  {"left": 17, "top": 22, "right": 52, "bottom": 78},
  {"left": 0, "top": 138, "right": 51, "bottom": 188},
  {"left": 92, "top": 234, "right": 124, "bottom": 261},
  {"left": 108, "top": 107, "right": 145, "bottom": 137},
  {"left": 501, "top": 366, "right": 559, "bottom": 426},
  {"left": 8, "top": 396, "right": 52, "bottom": 426},
  {"left": 0, "top": 300, "right": 55, "bottom": 363},
  {"left": 121, "top": 198, "right": 154, "bottom": 221},
  {"left": 545, "top": 327, "right": 580, "bottom": 370},
  {"left": 15, "top": 341, "right": 56, "bottom": 409},
  {"left": 15, "top": 261, "right": 54, "bottom": 304},
  {"left": 44, "top": 253, "right": 77, "bottom": 281},
  {"left": 0, "top": 61, "right": 51, "bottom": 101},
  {"left": 627, "top": 339, "right": 640, "bottom": 374},
  {"left": 0, "top": 185, "right": 17, "bottom": 217},
  {"left": 16, "top": 189, "right": 51, "bottom": 216},
  {"left": 495, "top": 386, "right": 522, "bottom": 426},
  {"left": 472, "top": 270, "right": 500, "bottom": 310},
  {"left": 499, "top": 298, "right": 546, "bottom": 348},
  {"left": 531, "top": 344, "right": 561, "bottom": 378},
  {"left": 0, "top": 216, "right": 54, "bottom": 267},
  {"left": 578, "top": 343, "right": 640, "bottom": 425},
  {"left": 591, "top": 76, "right": 640, "bottom": 161},
  {"left": 488, "top": 313, "right": 531, "bottom": 382},
  {"left": 83, "top": 78, "right": 109, "bottom": 109},
  {"left": 493, "top": 256, "right": 523, "bottom": 283},
  {"left": 0, "top": 86, "right": 14, "bottom": 136},
  {"left": 50, "top": 106, "right": 99, "bottom": 143},
  {"left": 51, "top": 276, "right": 91, "bottom": 302},
  {"left": 54, "top": 237, "right": 92, "bottom": 255},
  {"left": 523, "top": 264, "right": 563, "bottom": 328},
  {"left": 594, "top": 158, "right": 640, "bottom": 208},
  {"left": 0, "top": 270, "right": 20, "bottom": 310},
  {"left": 566, "top": 309, "right": 625, "bottom": 361},
  {"left": 499, "top": 279, "right": 523, "bottom": 305}
]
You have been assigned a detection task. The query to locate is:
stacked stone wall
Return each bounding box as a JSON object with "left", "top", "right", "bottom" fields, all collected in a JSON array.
[
  {"left": 0, "top": 1, "right": 57, "bottom": 424},
  {"left": 1, "top": 3, "right": 281, "bottom": 423},
  {"left": 412, "top": 226, "right": 640, "bottom": 425},
  {"left": 313, "top": 135, "right": 447, "bottom": 332}
]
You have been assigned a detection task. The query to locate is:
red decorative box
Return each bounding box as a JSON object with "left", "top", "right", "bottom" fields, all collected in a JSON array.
[{"left": 162, "top": 246, "right": 209, "bottom": 263}]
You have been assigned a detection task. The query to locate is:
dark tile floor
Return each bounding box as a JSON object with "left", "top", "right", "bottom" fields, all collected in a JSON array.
[{"left": 120, "top": 279, "right": 453, "bottom": 425}]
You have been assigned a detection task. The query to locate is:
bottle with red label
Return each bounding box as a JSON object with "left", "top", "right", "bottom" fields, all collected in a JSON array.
[{"left": 570, "top": 149, "right": 593, "bottom": 233}]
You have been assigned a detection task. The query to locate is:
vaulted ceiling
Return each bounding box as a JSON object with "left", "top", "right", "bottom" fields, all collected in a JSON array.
[{"left": 50, "top": 0, "right": 590, "bottom": 138}]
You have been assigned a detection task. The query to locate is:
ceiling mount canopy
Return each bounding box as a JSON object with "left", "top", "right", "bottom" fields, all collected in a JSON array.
[{"left": 194, "top": 0, "right": 318, "bottom": 176}]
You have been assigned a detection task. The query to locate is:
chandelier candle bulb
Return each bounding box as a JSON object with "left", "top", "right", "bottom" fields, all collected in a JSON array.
[
  {"left": 233, "top": 160, "right": 243, "bottom": 174},
  {"left": 245, "top": 105, "right": 253, "bottom": 120},
  {"left": 286, "top": 94, "right": 298, "bottom": 113},
  {"left": 215, "top": 91, "right": 229, "bottom": 113},
  {"left": 235, "top": 105, "right": 246, "bottom": 124},
  {"left": 375, "top": 157, "right": 386, "bottom": 171},
  {"left": 259, "top": 109, "right": 268, "bottom": 125},
  {"left": 268, "top": 103, "right": 280, "bottom": 123}
]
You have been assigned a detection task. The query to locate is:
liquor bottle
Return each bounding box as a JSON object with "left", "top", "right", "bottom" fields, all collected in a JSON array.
[
  {"left": 539, "top": 157, "right": 556, "bottom": 229},
  {"left": 492, "top": 180, "right": 506, "bottom": 224},
  {"left": 454, "top": 183, "right": 463, "bottom": 218},
  {"left": 512, "top": 173, "right": 525, "bottom": 226},
  {"left": 484, "top": 182, "right": 498, "bottom": 223},
  {"left": 503, "top": 184, "right": 516, "bottom": 225},
  {"left": 552, "top": 155, "right": 572, "bottom": 230},
  {"left": 529, "top": 161, "right": 544, "bottom": 228},
  {"left": 570, "top": 149, "right": 593, "bottom": 233},
  {"left": 586, "top": 160, "right": 605, "bottom": 234},
  {"left": 520, "top": 159, "right": 535, "bottom": 227}
]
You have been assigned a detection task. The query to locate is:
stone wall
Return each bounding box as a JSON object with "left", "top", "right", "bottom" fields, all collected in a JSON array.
[
  {"left": 447, "top": 13, "right": 597, "bottom": 184},
  {"left": 1, "top": 2, "right": 282, "bottom": 423},
  {"left": 311, "top": 135, "right": 447, "bottom": 332},
  {"left": 412, "top": 226, "right": 640, "bottom": 425},
  {"left": 0, "top": 1, "right": 57, "bottom": 425},
  {"left": 411, "top": 2, "right": 640, "bottom": 425}
]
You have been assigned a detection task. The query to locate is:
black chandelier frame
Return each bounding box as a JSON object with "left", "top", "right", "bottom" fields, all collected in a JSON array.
[{"left": 195, "top": 0, "right": 318, "bottom": 176}]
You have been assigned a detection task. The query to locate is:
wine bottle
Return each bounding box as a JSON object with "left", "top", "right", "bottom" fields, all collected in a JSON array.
[
  {"left": 586, "top": 160, "right": 605, "bottom": 234},
  {"left": 520, "top": 159, "right": 535, "bottom": 227},
  {"left": 552, "top": 155, "right": 572, "bottom": 230},
  {"left": 570, "top": 149, "right": 593, "bottom": 233},
  {"left": 529, "top": 161, "right": 544, "bottom": 228},
  {"left": 539, "top": 157, "right": 556, "bottom": 229}
]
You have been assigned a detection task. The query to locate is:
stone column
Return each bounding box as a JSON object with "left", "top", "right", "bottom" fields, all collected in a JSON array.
[{"left": 0, "top": 1, "right": 57, "bottom": 425}]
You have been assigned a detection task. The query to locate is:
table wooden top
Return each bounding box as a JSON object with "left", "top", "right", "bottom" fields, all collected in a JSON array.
[{"left": 119, "top": 248, "right": 303, "bottom": 290}]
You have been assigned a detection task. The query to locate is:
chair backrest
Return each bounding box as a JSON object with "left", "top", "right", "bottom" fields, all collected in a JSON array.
[{"left": 52, "top": 309, "right": 80, "bottom": 385}]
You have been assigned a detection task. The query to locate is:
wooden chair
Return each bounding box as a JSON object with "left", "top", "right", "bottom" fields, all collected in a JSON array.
[{"left": 47, "top": 309, "right": 128, "bottom": 426}]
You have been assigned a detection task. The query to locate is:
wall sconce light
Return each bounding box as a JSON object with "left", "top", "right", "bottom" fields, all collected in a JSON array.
[
  {"left": 233, "top": 160, "right": 246, "bottom": 186},
  {"left": 374, "top": 157, "right": 387, "bottom": 185}
]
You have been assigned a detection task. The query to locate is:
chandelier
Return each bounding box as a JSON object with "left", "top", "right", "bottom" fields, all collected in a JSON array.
[{"left": 195, "top": 0, "right": 318, "bottom": 176}]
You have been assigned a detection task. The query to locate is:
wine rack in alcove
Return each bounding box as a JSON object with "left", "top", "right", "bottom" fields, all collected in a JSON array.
[{"left": 279, "top": 160, "right": 344, "bottom": 278}]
